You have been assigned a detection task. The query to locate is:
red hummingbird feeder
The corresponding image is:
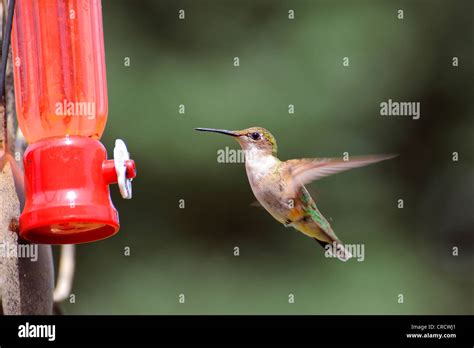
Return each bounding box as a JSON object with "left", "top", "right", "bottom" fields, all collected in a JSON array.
[{"left": 11, "top": 0, "right": 136, "bottom": 244}]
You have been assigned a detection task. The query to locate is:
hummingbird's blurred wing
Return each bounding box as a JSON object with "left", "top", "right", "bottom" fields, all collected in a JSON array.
[{"left": 282, "top": 154, "right": 397, "bottom": 199}]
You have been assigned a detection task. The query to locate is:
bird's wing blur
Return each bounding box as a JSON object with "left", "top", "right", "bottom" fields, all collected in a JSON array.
[{"left": 282, "top": 154, "right": 397, "bottom": 199}]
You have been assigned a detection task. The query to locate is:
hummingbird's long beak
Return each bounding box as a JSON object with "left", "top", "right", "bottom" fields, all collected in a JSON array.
[{"left": 195, "top": 128, "right": 239, "bottom": 137}]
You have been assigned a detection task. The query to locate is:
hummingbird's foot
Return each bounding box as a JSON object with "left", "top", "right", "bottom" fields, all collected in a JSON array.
[{"left": 284, "top": 219, "right": 293, "bottom": 227}]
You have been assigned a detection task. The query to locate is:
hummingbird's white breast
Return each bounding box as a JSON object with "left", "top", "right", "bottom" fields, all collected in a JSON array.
[
  {"left": 244, "top": 149, "right": 288, "bottom": 224},
  {"left": 244, "top": 149, "right": 278, "bottom": 179}
]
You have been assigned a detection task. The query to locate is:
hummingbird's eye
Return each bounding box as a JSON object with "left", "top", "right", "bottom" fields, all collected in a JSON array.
[{"left": 250, "top": 132, "right": 261, "bottom": 140}]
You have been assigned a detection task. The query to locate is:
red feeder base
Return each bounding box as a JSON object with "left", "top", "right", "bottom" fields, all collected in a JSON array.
[{"left": 20, "top": 136, "right": 120, "bottom": 244}]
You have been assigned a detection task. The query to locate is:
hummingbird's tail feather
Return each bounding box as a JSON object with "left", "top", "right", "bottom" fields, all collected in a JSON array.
[
  {"left": 291, "top": 207, "right": 352, "bottom": 261},
  {"left": 314, "top": 238, "right": 352, "bottom": 262}
]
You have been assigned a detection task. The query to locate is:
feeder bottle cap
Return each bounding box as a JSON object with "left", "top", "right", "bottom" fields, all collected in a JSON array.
[{"left": 19, "top": 136, "right": 137, "bottom": 245}]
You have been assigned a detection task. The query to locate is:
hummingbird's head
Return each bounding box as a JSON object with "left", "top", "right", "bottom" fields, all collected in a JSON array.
[{"left": 195, "top": 126, "right": 278, "bottom": 156}]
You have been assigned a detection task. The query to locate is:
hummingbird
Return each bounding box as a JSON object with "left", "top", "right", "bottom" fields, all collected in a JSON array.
[{"left": 195, "top": 127, "right": 396, "bottom": 261}]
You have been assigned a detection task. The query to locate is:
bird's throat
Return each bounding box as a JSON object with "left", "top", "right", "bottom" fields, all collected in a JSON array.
[{"left": 245, "top": 151, "right": 280, "bottom": 180}]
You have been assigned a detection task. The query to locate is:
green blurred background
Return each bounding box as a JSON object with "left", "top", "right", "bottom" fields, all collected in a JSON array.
[{"left": 61, "top": 0, "right": 473, "bottom": 314}]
